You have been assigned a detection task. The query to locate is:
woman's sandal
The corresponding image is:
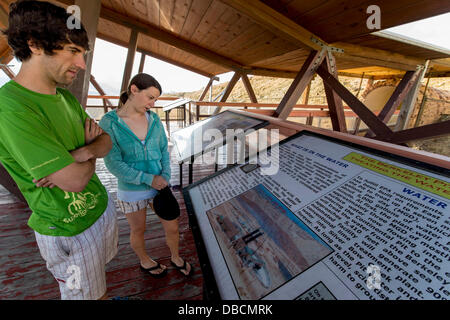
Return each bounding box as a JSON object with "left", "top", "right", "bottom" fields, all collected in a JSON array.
[
  {"left": 140, "top": 262, "right": 168, "bottom": 278},
  {"left": 171, "top": 259, "right": 193, "bottom": 277}
]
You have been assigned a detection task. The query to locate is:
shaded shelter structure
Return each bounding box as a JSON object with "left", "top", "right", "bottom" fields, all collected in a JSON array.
[
  {"left": 0, "top": 0, "right": 449, "bottom": 300},
  {"left": 1, "top": 0, "right": 449, "bottom": 141}
]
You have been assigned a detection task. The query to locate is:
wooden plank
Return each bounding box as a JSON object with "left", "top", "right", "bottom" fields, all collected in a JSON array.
[
  {"left": 322, "top": 52, "right": 347, "bottom": 133},
  {"left": 146, "top": 0, "right": 160, "bottom": 27},
  {"left": 241, "top": 73, "right": 258, "bottom": 103},
  {"left": 160, "top": 0, "right": 175, "bottom": 31},
  {"left": 274, "top": 50, "right": 325, "bottom": 119},
  {"left": 394, "top": 61, "right": 429, "bottom": 131},
  {"left": 209, "top": 6, "right": 254, "bottom": 51},
  {"left": 100, "top": 5, "right": 243, "bottom": 72},
  {"left": 303, "top": 81, "right": 311, "bottom": 105},
  {"left": 365, "top": 70, "right": 420, "bottom": 137},
  {"left": 108, "top": 0, "right": 127, "bottom": 14},
  {"left": 67, "top": 0, "right": 101, "bottom": 108},
  {"left": 180, "top": 0, "right": 213, "bottom": 40},
  {"left": 299, "top": 0, "right": 449, "bottom": 43},
  {"left": 212, "top": 72, "right": 241, "bottom": 115},
  {"left": 138, "top": 52, "right": 146, "bottom": 73},
  {"left": 170, "top": 0, "right": 193, "bottom": 35},
  {"left": 120, "top": 28, "right": 139, "bottom": 94},
  {"left": 316, "top": 62, "right": 393, "bottom": 139},
  {"left": 219, "top": 0, "right": 323, "bottom": 50},
  {"left": 230, "top": 109, "right": 450, "bottom": 169},
  {"left": 0, "top": 2, "right": 8, "bottom": 27},
  {"left": 90, "top": 75, "right": 113, "bottom": 112},
  {"left": 388, "top": 120, "right": 450, "bottom": 144},
  {"left": 333, "top": 42, "right": 425, "bottom": 71},
  {"left": 198, "top": 77, "right": 215, "bottom": 101},
  {"left": 98, "top": 31, "right": 217, "bottom": 77},
  {"left": 190, "top": 1, "right": 228, "bottom": 47},
  {"left": 120, "top": 0, "right": 149, "bottom": 22}
]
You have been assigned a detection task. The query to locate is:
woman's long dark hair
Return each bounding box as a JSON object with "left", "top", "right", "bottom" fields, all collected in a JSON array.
[{"left": 119, "top": 73, "right": 162, "bottom": 107}]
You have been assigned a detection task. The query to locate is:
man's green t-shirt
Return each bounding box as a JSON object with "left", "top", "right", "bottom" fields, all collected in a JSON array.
[{"left": 0, "top": 81, "right": 108, "bottom": 236}]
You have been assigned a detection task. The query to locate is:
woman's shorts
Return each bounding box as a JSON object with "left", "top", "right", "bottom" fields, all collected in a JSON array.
[{"left": 117, "top": 186, "right": 180, "bottom": 221}]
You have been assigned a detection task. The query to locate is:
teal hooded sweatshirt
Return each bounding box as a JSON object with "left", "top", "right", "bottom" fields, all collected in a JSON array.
[{"left": 99, "top": 109, "right": 171, "bottom": 191}]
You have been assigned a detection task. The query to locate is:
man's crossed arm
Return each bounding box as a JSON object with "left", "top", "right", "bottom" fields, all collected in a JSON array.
[{"left": 34, "top": 118, "right": 112, "bottom": 192}]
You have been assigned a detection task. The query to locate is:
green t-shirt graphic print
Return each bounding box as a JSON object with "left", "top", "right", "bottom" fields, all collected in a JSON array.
[{"left": 0, "top": 81, "right": 108, "bottom": 236}]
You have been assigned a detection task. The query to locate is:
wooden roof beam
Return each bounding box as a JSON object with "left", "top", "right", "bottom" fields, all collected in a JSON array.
[
  {"left": 219, "top": 0, "right": 323, "bottom": 51},
  {"left": 96, "top": 32, "right": 216, "bottom": 78},
  {"left": 322, "top": 52, "right": 347, "bottom": 133},
  {"left": 388, "top": 120, "right": 450, "bottom": 144},
  {"left": 241, "top": 73, "right": 258, "bottom": 103},
  {"left": 100, "top": 6, "right": 244, "bottom": 73},
  {"left": 274, "top": 50, "right": 326, "bottom": 119},
  {"left": 333, "top": 42, "right": 425, "bottom": 71},
  {"left": 0, "top": 3, "right": 8, "bottom": 27},
  {"left": 316, "top": 62, "right": 393, "bottom": 139},
  {"left": 365, "top": 69, "right": 421, "bottom": 138}
]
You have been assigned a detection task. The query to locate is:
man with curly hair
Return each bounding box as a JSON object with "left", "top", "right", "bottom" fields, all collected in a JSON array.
[{"left": 0, "top": 0, "right": 118, "bottom": 300}]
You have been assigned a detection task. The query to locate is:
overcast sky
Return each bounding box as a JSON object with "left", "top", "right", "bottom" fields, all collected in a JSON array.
[{"left": 1, "top": 12, "right": 449, "bottom": 95}]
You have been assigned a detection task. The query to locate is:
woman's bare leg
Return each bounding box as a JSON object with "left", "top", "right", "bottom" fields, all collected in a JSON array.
[{"left": 126, "top": 208, "right": 166, "bottom": 273}]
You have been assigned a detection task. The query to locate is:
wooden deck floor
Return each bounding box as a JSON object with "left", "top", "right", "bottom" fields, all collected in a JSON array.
[{"left": 0, "top": 122, "right": 223, "bottom": 300}]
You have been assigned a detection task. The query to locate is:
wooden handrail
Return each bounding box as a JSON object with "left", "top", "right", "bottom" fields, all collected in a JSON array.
[
  {"left": 87, "top": 95, "right": 179, "bottom": 101},
  {"left": 192, "top": 101, "right": 352, "bottom": 110}
]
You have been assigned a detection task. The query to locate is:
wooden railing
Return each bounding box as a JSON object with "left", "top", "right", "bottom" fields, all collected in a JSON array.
[{"left": 85, "top": 95, "right": 399, "bottom": 133}]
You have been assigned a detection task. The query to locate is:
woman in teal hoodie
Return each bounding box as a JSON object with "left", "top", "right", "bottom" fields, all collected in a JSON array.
[{"left": 99, "top": 73, "right": 191, "bottom": 277}]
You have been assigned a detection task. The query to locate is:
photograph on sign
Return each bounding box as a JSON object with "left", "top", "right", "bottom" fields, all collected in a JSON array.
[{"left": 206, "top": 184, "right": 332, "bottom": 300}]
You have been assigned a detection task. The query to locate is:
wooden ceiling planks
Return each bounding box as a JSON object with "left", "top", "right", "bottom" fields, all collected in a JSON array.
[
  {"left": 343, "top": 34, "right": 450, "bottom": 60},
  {"left": 171, "top": 0, "right": 193, "bottom": 35},
  {"left": 190, "top": 0, "right": 228, "bottom": 47},
  {"left": 1, "top": 0, "right": 447, "bottom": 80},
  {"left": 179, "top": 0, "right": 212, "bottom": 40},
  {"left": 159, "top": 0, "right": 175, "bottom": 31},
  {"left": 143, "top": 0, "right": 160, "bottom": 27},
  {"left": 260, "top": 0, "right": 450, "bottom": 44}
]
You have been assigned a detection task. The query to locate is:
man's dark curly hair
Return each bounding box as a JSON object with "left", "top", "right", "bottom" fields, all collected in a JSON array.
[{"left": 2, "top": 0, "right": 90, "bottom": 62}]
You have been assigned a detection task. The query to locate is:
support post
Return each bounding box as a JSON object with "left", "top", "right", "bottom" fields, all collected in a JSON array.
[
  {"left": 138, "top": 53, "right": 146, "bottom": 73},
  {"left": 212, "top": 72, "right": 241, "bottom": 115},
  {"left": 365, "top": 69, "right": 421, "bottom": 137},
  {"left": 241, "top": 73, "right": 258, "bottom": 104},
  {"left": 414, "top": 75, "right": 431, "bottom": 128},
  {"left": 322, "top": 51, "right": 347, "bottom": 132},
  {"left": 120, "top": 29, "right": 139, "bottom": 94},
  {"left": 67, "top": 0, "right": 101, "bottom": 108},
  {"left": 317, "top": 63, "right": 393, "bottom": 139},
  {"left": 199, "top": 77, "right": 218, "bottom": 101},
  {"left": 394, "top": 61, "right": 429, "bottom": 131},
  {"left": 90, "top": 75, "right": 113, "bottom": 113}
]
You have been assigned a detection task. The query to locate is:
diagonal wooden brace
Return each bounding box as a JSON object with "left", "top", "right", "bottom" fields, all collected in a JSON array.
[
  {"left": 317, "top": 63, "right": 393, "bottom": 139},
  {"left": 365, "top": 69, "right": 421, "bottom": 138}
]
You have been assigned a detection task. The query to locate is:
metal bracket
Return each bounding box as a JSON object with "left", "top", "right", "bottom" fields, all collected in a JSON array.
[{"left": 311, "top": 37, "right": 344, "bottom": 53}]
